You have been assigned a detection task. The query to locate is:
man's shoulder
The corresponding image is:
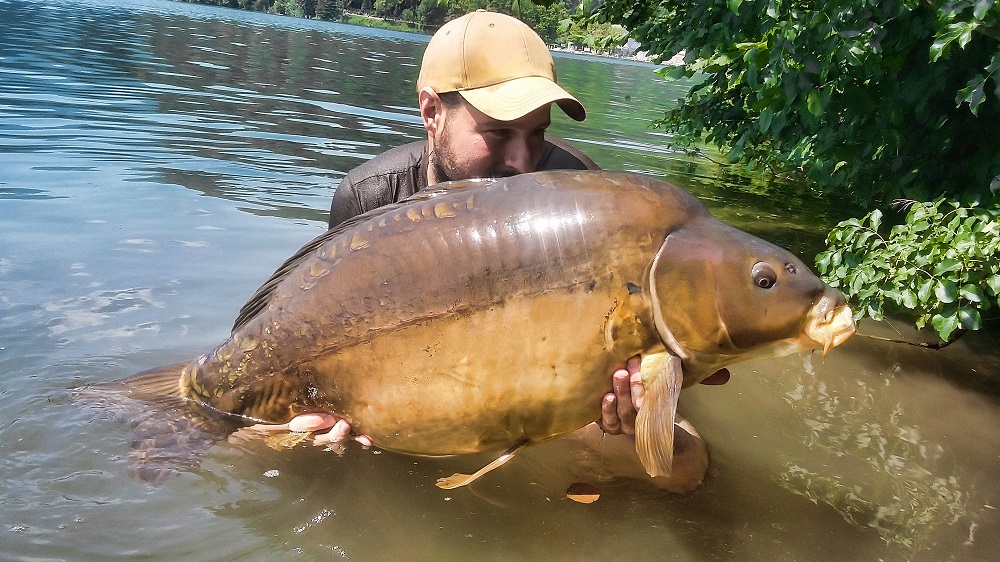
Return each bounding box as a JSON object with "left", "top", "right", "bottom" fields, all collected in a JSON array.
[
  {"left": 343, "top": 141, "right": 427, "bottom": 186},
  {"left": 330, "top": 140, "right": 427, "bottom": 228},
  {"left": 540, "top": 137, "right": 599, "bottom": 171}
]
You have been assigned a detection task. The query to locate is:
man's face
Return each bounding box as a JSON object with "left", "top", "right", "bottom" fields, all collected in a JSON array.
[{"left": 428, "top": 97, "right": 551, "bottom": 184}]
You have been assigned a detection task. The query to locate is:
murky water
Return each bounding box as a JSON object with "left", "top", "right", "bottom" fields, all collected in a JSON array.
[{"left": 2, "top": 0, "right": 998, "bottom": 560}]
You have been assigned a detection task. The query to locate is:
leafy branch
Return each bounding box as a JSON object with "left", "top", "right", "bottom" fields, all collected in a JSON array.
[{"left": 816, "top": 199, "right": 1000, "bottom": 341}]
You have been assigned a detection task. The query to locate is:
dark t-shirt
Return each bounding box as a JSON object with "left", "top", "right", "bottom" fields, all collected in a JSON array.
[{"left": 328, "top": 138, "right": 598, "bottom": 229}]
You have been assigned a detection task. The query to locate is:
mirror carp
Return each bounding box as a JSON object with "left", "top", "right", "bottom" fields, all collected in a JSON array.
[{"left": 105, "top": 170, "right": 855, "bottom": 487}]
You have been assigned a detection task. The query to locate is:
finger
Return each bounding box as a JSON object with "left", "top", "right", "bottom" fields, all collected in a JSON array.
[
  {"left": 287, "top": 412, "right": 337, "bottom": 433},
  {"left": 625, "top": 354, "right": 642, "bottom": 374},
  {"left": 313, "top": 419, "right": 352, "bottom": 454},
  {"left": 616, "top": 392, "right": 636, "bottom": 435},
  {"left": 627, "top": 355, "right": 644, "bottom": 411},
  {"left": 599, "top": 392, "right": 621, "bottom": 434},
  {"left": 354, "top": 434, "right": 373, "bottom": 448},
  {"left": 328, "top": 419, "right": 351, "bottom": 440},
  {"left": 612, "top": 369, "right": 631, "bottom": 413},
  {"left": 699, "top": 368, "right": 731, "bottom": 385}
]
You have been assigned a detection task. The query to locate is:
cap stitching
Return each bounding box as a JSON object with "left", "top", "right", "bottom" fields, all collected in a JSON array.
[
  {"left": 518, "top": 24, "right": 533, "bottom": 80},
  {"left": 459, "top": 18, "right": 471, "bottom": 89}
]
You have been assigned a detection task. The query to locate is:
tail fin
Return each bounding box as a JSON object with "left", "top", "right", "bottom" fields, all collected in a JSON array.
[{"left": 75, "top": 363, "right": 235, "bottom": 484}]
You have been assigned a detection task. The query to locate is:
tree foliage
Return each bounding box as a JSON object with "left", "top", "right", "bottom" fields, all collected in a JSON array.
[
  {"left": 817, "top": 200, "right": 1000, "bottom": 341},
  {"left": 179, "top": 0, "right": 341, "bottom": 20},
  {"left": 594, "top": 0, "right": 1000, "bottom": 204},
  {"left": 594, "top": 0, "right": 1000, "bottom": 341}
]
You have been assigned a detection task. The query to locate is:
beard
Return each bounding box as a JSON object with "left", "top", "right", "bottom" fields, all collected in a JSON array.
[
  {"left": 429, "top": 140, "right": 463, "bottom": 184},
  {"left": 430, "top": 123, "right": 519, "bottom": 184}
]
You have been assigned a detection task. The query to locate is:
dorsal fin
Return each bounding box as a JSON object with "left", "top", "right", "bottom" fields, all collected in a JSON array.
[
  {"left": 231, "top": 181, "right": 486, "bottom": 334},
  {"left": 231, "top": 225, "right": 341, "bottom": 334}
]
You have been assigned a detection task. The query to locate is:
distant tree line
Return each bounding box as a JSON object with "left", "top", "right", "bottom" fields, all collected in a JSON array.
[{"left": 173, "top": 0, "right": 627, "bottom": 47}]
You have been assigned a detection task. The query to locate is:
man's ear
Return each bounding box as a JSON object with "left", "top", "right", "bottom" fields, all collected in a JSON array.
[{"left": 418, "top": 87, "right": 443, "bottom": 140}]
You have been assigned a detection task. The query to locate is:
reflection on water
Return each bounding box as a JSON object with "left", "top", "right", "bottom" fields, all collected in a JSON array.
[
  {"left": 781, "top": 355, "right": 969, "bottom": 551},
  {"left": 2, "top": 0, "right": 999, "bottom": 560}
]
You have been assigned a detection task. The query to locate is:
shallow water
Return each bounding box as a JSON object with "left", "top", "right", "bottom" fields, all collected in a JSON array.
[{"left": 2, "top": 0, "right": 998, "bottom": 560}]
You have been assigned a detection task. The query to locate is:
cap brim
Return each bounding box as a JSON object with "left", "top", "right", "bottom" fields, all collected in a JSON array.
[{"left": 459, "top": 76, "right": 586, "bottom": 122}]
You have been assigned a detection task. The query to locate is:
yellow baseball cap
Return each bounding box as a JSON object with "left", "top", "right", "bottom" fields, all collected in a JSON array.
[{"left": 416, "top": 10, "right": 586, "bottom": 122}]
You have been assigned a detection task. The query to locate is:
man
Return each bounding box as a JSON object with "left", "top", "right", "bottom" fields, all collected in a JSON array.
[
  {"left": 328, "top": 10, "right": 596, "bottom": 230},
  {"left": 300, "top": 11, "right": 723, "bottom": 489}
]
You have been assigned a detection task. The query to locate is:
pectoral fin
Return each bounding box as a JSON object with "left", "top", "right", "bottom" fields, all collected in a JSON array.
[{"left": 634, "top": 352, "right": 682, "bottom": 477}]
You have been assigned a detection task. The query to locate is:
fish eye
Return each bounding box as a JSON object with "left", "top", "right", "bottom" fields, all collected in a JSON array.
[{"left": 752, "top": 262, "right": 777, "bottom": 289}]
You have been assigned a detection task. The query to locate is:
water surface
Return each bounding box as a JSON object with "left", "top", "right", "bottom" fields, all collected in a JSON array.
[{"left": 2, "top": 1, "right": 998, "bottom": 560}]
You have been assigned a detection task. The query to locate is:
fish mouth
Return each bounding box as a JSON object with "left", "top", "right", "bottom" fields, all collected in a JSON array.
[{"left": 804, "top": 297, "right": 856, "bottom": 356}]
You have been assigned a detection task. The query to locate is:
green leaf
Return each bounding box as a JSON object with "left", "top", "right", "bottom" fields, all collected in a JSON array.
[
  {"left": 931, "top": 310, "right": 960, "bottom": 341},
  {"left": 935, "top": 279, "right": 959, "bottom": 303},
  {"left": 933, "top": 259, "right": 962, "bottom": 275},
  {"left": 728, "top": 0, "right": 743, "bottom": 15},
  {"left": 931, "top": 21, "right": 980, "bottom": 62},
  {"left": 959, "top": 284, "right": 985, "bottom": 303},
  {"left": 974, "top": 0, "right": 993, "bottom": 20},
  {"left": 660, "top": 65, "right": 689, "bottom": 79},
  {"left": 869, "top": 209, "right": 883, "bottom": 231},
  {"left": 986, "top": 274, "right": 1000, "bottom": 296},
  {"left": 807, "top": 90, "right": 824, "bottom": 116},
  {"left": 766, "top": 0, "right": 779, "bottom": 19},
  {"left": 815, "top": 251, "right": 832, "bottom": 272},
  {"left": 918, "top": 278, "right": 935, "bottom": 303},
  {"left": 958, "top": 306, "right": 982, "bottom": 330},
  {"left": 956, "top": 75, "right": 987, "bottom": 115},
  {"left": 760, "top": 106, "right": 774, "bottom": 133}
]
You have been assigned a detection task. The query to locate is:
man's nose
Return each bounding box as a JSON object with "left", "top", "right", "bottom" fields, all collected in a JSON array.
[{"left": 503, "top": 138, "right": 535, "bottom": 174}]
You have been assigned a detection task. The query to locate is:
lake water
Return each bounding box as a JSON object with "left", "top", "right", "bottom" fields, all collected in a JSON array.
[{"left": 2, "top": 0, "right": 999, "bottom": 560}]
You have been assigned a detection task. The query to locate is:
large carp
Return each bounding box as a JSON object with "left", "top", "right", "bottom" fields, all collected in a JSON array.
[{"left": 108, "top": 170, "right": 854, "bottom": 487}]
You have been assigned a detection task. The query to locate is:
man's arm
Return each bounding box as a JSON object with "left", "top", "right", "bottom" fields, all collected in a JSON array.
[{"left": 328, "top": 177, "right": 363, "bottom": 230}]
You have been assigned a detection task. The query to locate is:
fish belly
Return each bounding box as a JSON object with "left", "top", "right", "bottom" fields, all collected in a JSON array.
[{"left": 312, "top": 289, "right": 636, "bottom": 456}]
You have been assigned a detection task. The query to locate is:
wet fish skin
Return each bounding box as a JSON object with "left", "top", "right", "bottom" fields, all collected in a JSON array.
[{"left": 119, "top": 170, "right": 854, "bottom": 478}]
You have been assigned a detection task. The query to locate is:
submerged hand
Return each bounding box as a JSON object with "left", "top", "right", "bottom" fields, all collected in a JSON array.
[
  {"left": 598, "top": 356, "right": 731, "bottom": 436},
  {"left": 268, "top": 412, "right": 373, "bottom": 451},
  {"left": 299, "top": 414, "right": 373, "bottom": 449}
]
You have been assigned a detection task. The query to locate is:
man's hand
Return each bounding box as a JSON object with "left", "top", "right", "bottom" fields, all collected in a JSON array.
[
  {"left": 600, "top": 355, "right": 644, "bottom": 435},
  {"left": 303, "top": 415, "right": 373, "bottom": 449},
  {"left": 244, "top": 413, "right": 373, "bottom": 451},
  {"left": 598, "top": 355, "right": 731, "bottom": 436}
]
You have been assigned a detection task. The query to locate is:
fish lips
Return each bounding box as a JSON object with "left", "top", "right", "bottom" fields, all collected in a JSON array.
[{"left": 804, "top": 296, "right": 857, "bottom": 356}]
